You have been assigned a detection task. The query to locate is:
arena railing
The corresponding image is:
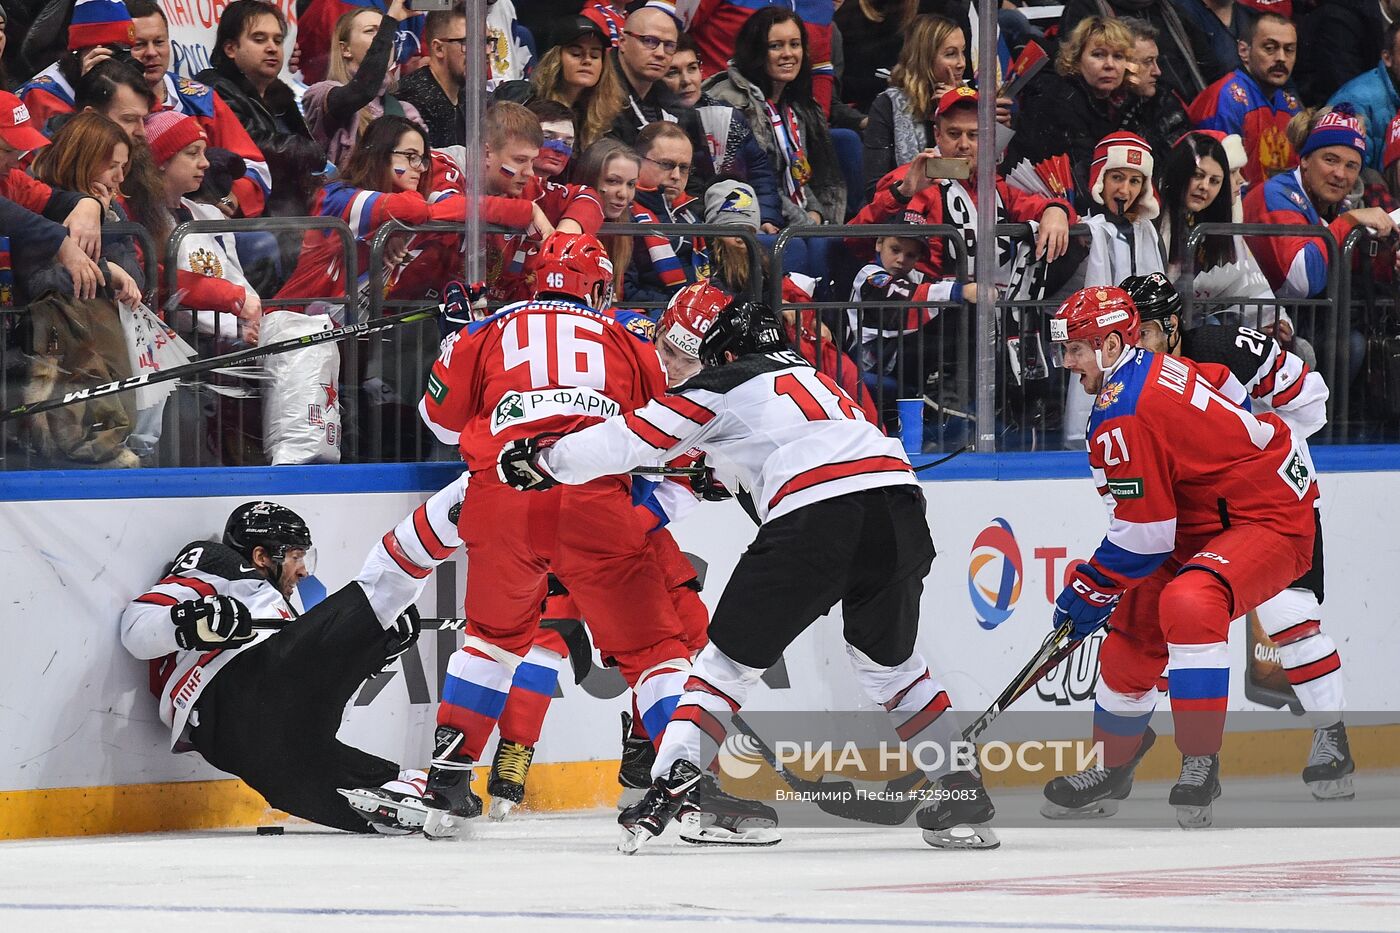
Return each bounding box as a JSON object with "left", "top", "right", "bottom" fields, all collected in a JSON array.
[
  {"left": 1335, "top": 226, "right": 1400, "bottom": 441},
  {"left": 768, "top": 223, "right": 972, "bottom": 450},
  {"left": 160, "top": 217, "right": 359, "bottom": 466}
]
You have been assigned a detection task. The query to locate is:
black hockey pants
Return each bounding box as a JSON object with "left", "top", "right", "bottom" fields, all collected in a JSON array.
[
  {"left": 708, "top": 485, "right": 936, "bottom": 670},
  {"left": 191, "top": 582, "right": 401, "bottom": 833}
]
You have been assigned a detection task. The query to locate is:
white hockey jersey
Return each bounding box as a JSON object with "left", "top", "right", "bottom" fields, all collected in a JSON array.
[{"left": 541, "top": 350, "right": 917, "bottom": 523}]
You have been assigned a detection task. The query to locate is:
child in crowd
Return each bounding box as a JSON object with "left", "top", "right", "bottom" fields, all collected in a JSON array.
[{"left": 526, "top": 99, "right": 577, "bottom": 182}]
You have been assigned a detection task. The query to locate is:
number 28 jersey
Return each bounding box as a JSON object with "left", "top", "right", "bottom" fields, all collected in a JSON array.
[
  {"left": 1084, "top": 348, "right": 1318, "bottom": 590},
  {"left": 418, "top": 299, "right": 668, "bottom": 473},
  {"left": 541, "top": 350, "right": 917, "bottom": 523}
]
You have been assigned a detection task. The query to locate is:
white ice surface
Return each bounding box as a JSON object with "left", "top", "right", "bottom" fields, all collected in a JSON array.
[{"left": 2, "top": 778, "right": 1399, "bottom": 933}]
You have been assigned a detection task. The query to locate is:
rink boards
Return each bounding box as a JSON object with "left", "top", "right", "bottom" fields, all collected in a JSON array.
[{"left": 2, "top": 451, "right": 1397, "bottom": 837}]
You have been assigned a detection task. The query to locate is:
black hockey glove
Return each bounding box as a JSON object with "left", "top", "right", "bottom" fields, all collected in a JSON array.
[
  {"left": 498, "top": 435, "right": 558, "bottom": 491},
  {"left": 688, "top": 457, "right": 731, "bottom": 501},
  {"left": 382, "top": 604, "right": 422, "bottom": 668},
  {"left": 171, "top": 595, "right": 254, "bottom": 650}
]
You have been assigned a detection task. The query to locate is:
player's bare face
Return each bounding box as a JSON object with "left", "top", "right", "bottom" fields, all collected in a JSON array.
[
  {"left": 1137, "top": 320, "right": 1170, "bottom": 355},
  {"left": 658, "top": 339, "right": 702, "bottom": 387},
  {"left": 1060, "top": 339, "right": 1105, "bottom": 394}
]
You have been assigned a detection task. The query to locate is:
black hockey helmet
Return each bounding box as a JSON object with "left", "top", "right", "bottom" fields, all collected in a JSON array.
[
  {"left": 223, "top": 501, "right": 315, "bottom": 583},
  {"left": 698, "top": 299, "right": 788, "bottom": 367},
  {"left": 1120, "top": 272, "right": 1182, "bottom": 328}
]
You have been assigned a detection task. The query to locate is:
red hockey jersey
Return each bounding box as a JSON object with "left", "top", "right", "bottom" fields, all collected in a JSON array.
[
  {"left": 1083, "top": 348, "right": 1317, "bottom": 591},
  {"left": 418, "top": 298, "right": 667, "bottom": 473}
]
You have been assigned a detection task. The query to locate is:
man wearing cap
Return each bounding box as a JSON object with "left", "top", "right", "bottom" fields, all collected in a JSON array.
[
  {"left": 18, "top": 0, "right": 136, "bottom": 127},
  {"left": 1244, "top": 106, "right": 1399, "bottom": 298},
  {"left": 607, "top": 5, "right": 714, "bottom": 192},
  {"left": 0, "top": 90, "right": 109, "bottom": 300},
  {"left": 1188, "top": 11, "right": 1302, "bottom": 187},
  {"left": 850, "top": 86, "right": 1074, "bottom": 284},
  {"left": 396, "top": 7, "right": 468, "bottom": 148},
  {"left": 1326, "top": 20, "right": 1400, "bottom": 172}
]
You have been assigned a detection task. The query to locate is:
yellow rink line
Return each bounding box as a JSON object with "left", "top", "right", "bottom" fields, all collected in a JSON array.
[{"left": 2, "top": 725, "right": 1395, "bottom": 840}]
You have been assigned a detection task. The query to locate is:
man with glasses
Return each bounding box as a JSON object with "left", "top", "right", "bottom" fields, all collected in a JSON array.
[
  {"left": 627, "top": 121, "right": 709, "bottom": 304},
  {"left": 398, "top": 7, "right": 469, "bottom": 147},
  {"left": 608, "top": 6, "right": 714, "bottom": 191}
]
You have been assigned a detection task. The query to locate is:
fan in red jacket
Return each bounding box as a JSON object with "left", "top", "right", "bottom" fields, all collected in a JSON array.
[{"left": 848, "top": 89, "right": 1073, "bottom": 280}]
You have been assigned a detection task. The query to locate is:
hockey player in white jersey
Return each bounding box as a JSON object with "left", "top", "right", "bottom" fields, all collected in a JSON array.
[
  {"left": 1041, "top": 273, "right": 1352, "bottom": 820},
  {"left": 120, "top": 481, "right": 468, "bottom": 834},
  {"left": 498, "top": 299, "right": 998, "bottom": 853}
]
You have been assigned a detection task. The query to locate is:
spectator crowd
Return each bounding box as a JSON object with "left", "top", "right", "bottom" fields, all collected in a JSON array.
[{"left": 3, "top": 0, "right": 1400, "bottom": 468}]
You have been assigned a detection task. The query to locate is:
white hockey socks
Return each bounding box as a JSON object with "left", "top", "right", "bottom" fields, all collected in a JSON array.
[
  {"left": 651, "top": 643, "right": 762, "bottom": 781},
  {"left": 1256, "top": 588, "right": 1345, "bottom": 726},
  {"left": 355, "top": 472, "right": 468, "bottom": 629},
  {"left": 845, "top": 644, "right": 960, "bottom": 781}
]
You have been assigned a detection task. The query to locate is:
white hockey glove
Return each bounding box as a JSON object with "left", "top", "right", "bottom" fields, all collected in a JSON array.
[
  {"left": 497, "top": 435, "right": 558, "bottom": 491},
  {"left": 171, "top": 595, "right": 255, "bottom": 650}
]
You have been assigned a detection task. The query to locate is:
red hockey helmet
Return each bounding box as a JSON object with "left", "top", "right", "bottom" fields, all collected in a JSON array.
[
  {"left": 1050, "top": 286, "right": 1140, "bottom": 366},
  {"left": 532, "top": 232, "right": 615, "bottom": 308},
  {"left": 659, "top": 281, "right": 729, "bottom": 358}
]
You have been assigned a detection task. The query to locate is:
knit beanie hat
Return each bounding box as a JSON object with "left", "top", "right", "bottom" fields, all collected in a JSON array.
[
  {"left": 1090, "top": 131, "right": 1159, "bottom": 221},
  {"left": 1237, "top": 0, "right": 1291, "bottom": 17},
  {"left": 145, "top": 110, "right": 207, "bottom": 166},
  {"left": 69, "top": 0, "right": 136, "bottom": 52},
  {"left": 704, "top": 179, "right": 761, "bottom": 232},
  {"left": 1301, "top": 105, "right": 1367, "bottom": 160}
]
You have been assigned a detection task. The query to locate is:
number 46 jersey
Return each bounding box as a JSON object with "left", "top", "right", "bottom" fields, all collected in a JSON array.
[
  {"left": 1084, "top": 348, "right": 1318, "bottom": 591},
  {"left": 541, "top": 349, "right": 917, "bottom": 523},
  {"left": 419, "top": 299, "right": 668, "bottom": 473}
]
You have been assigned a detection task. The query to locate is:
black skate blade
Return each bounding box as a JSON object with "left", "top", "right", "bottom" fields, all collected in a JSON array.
[
  {"left": 1039, "top": 799, "right": 1120, "bottom": 821},
  {"left": 921, "top": 823, "right": 1000, "bottom": 850},
  {"left": 1307, "top": 776, "right": 1356, "bottom": 801},
  {"left": 337, "top": 788, "right": 428, "bottom": 831}
]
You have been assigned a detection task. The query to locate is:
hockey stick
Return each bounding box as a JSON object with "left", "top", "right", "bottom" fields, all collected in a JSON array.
[
  {"left": 961, "top": 620, "right": 1080, "bottom": 745},
  {"left": 912, "top": 444, "right": 973, "bottom": 473},
  {"left": 254, "top": 616, "right": 473, "bottom": 631},
  {"left": 1, "top": 303, "right": 444, "bottom": 422}
]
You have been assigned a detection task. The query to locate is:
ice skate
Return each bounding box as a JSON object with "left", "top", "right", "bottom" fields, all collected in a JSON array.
[
  {"left": 1169, "top": 753, "right": 1221, "bottom": 829},
  {"left": 677, "top": 773, "right": 781, "bottom": 847},
  {"left": 1041, "top": 727, "right": 1156, "bottom": 820},
  {"left": 338, "top": 769, "right": 429, "bottom": 835},
  {"left": 422, "top": 727, "right": 483, "bottom": 839},
  {"left": 617, "top": 759, "right": 704, "bottom": 855},
  {"left": 616, "top": 712, "right": 656, "bottom": 809},
  {"left": 916, "top": 770, "right": 1000, "bottom": 850},
  {"left": 486, "top": 740, "right": 535, "bottom": 820},
  {"left": 1302, "top": 721, "right": 1355, "bottom": 800}
]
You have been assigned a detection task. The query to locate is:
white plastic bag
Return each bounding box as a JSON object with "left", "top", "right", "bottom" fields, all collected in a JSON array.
[
  {"left": 120, "top": 299, "right": 196, "bottom": 455},
  {"left": 259, "top": 310, "right": 342, "bottom": 465}
]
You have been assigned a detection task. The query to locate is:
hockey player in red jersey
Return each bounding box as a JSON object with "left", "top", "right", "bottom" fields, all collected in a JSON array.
[
  {"left": 499, "top": 299, "right": 999, "bottom": 854},
  {"left": 1043, "top": 273, "right": 1353, "bottom": 820},
  {"left": 120, "top": 487, "right": 469, "bottom": 835},
  {"left": 1048, "top": 285, "right": 1318, "bottom": 828},
  {"left": 415, "top": 232, "right": 695, "bottom": 840}
]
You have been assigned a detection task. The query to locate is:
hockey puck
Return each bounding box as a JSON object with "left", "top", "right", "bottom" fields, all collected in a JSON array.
[{"left": 256, "top": 826, "right": 284, "bottom": 836}]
